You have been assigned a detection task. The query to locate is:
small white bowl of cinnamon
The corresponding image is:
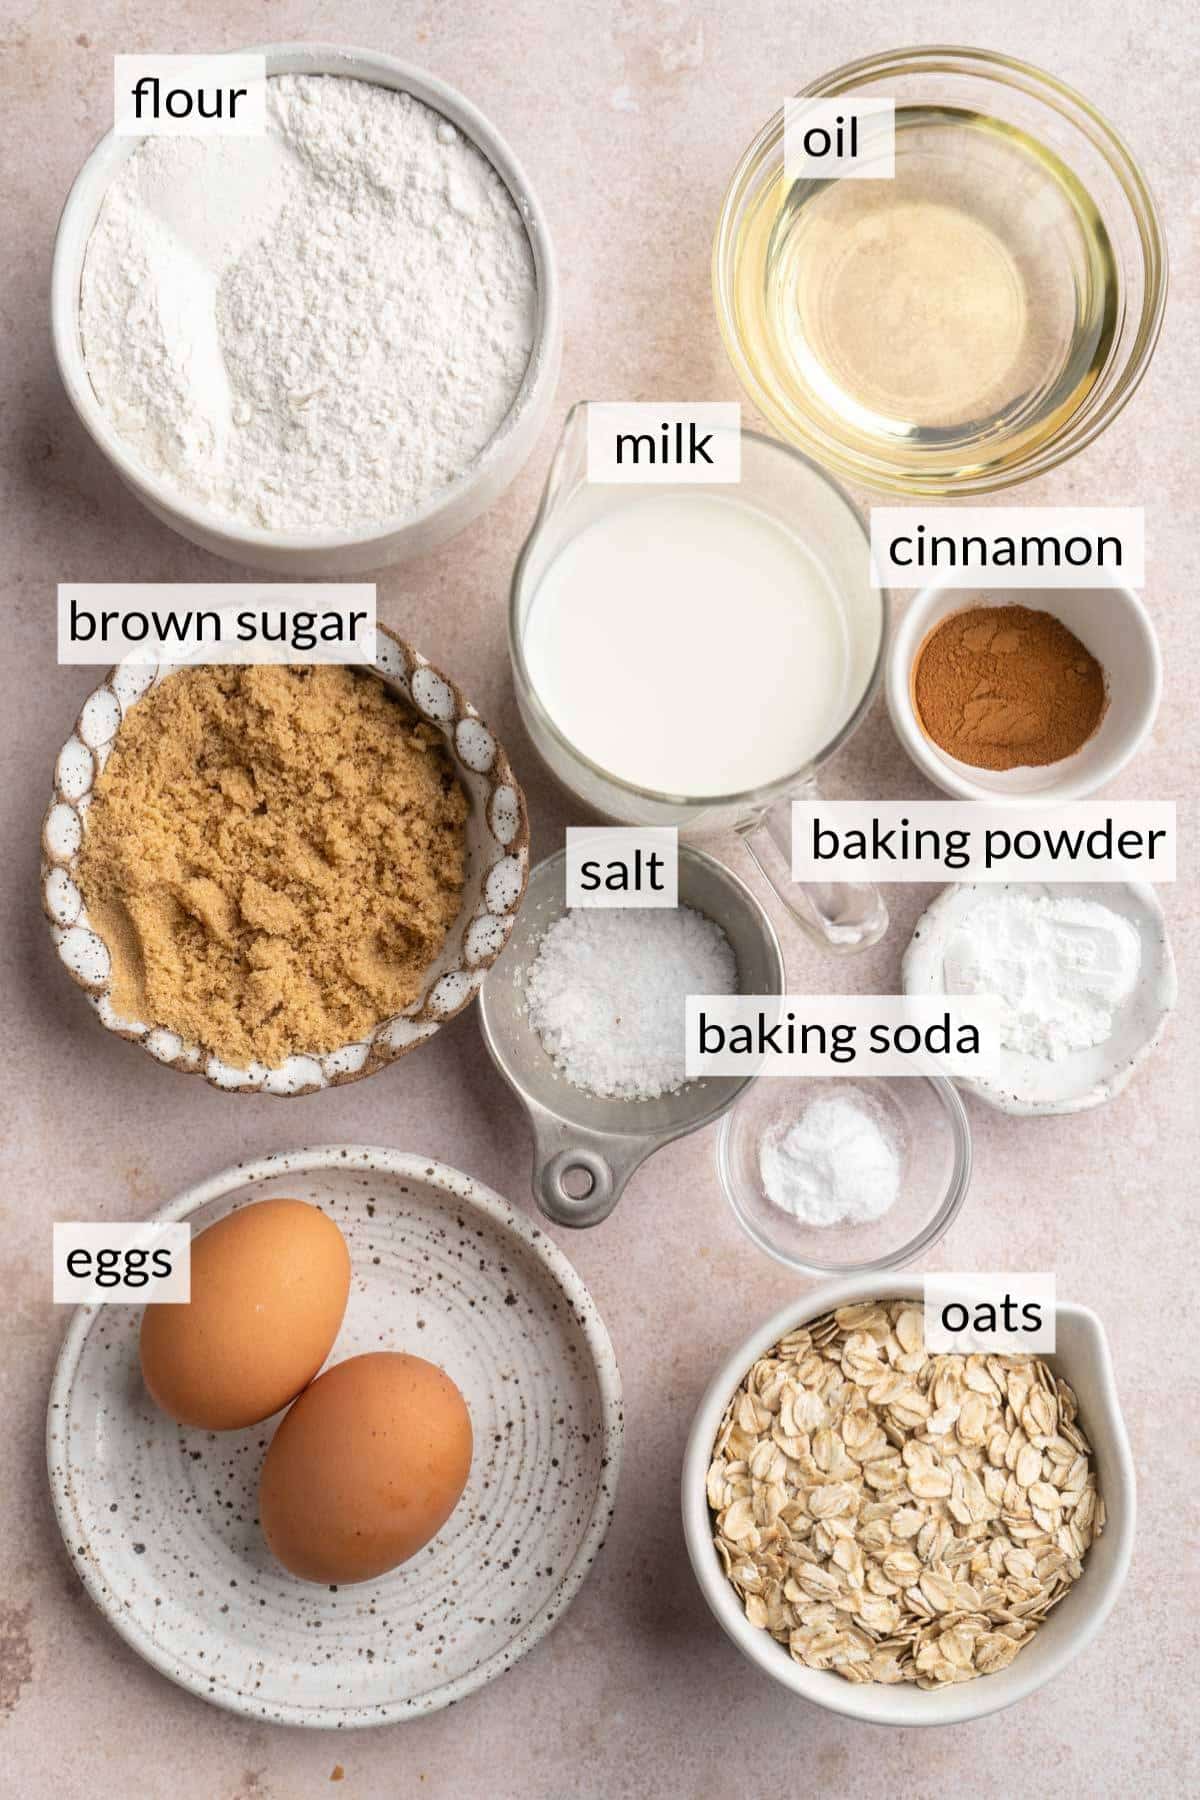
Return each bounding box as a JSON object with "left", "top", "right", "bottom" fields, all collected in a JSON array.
[{"left": 886, "top": 584, "right": 1161, "bottom": 804}]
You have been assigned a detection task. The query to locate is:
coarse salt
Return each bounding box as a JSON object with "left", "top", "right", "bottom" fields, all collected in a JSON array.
[{"left": 524, "top": 906, "right": 737, "bottom": 1100}]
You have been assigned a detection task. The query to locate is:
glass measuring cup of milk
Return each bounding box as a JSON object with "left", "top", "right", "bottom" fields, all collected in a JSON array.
[{"left": 509, "top": 406, "right": 890, "bottom": 949}]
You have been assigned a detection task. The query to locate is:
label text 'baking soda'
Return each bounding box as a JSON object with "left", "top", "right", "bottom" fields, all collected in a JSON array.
[
  {"left": 871, "top": 507, "right": 1145, "bottom": 587},
  {"left": 685, "top": 995, "right": 1005, "bottom": 1077},
  {"left": 791, "top": 801, "right": 1176, "bottom": 882},
  {"left": 114, "top": 55, "right": 267, "bottom": 136},
  {"left": 58, "top": 585, "right": 377, "bottom": 665},
  {"left": 586, "top": 403, "right": 741, "bottom": 483}
]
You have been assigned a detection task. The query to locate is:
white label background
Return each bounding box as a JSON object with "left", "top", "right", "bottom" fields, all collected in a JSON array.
[
  {"left": 791, "top": 801, "right": 1176, "bottom": 881},
  {"left": 58, "top": 585, "right": 377, "bottom": 665},
  {"left": 784, "top": 98, "right": 895, "bottom": 179},
  {"left": 925, "top": 1273, "right": 1057, "bottom": 1353},
  {"left": 565, "top": 828, "right": 679, "bottom": 907},
  {"left": 685, "top": 994, "right": 1005, "bottom": 1077},
  {"left": 871, "top": 507, "right": 1145, "bottom": 588},
  {"left": 114, "top": 55, "right": 267, "bottom": 136},
  {"left": 585, "top": 403, "right": 742, "bottom": 483},
  {"left": 54, "top": 1222, "right": 191, "bottom": 1304}
]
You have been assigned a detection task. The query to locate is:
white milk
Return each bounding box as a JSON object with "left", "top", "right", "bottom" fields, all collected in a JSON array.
[{"left": 520, "top": 491, "right": 853, "bottom": 797}]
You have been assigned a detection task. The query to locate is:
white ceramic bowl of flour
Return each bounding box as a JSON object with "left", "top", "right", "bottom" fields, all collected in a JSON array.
[
  {"left": 903, "top": 880, "right": 1177, "bottom": 1115},
  {"left": 51, "top": 45, "right": 560, "bottom": 573}
]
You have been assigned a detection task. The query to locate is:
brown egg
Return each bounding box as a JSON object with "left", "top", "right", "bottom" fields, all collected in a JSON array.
[
  {"left": 259, "top": 1352, "right": 473, "bottom": 1584},
  {"left": 140, "top": 1198, "right": 350, "bottom": 1430}
]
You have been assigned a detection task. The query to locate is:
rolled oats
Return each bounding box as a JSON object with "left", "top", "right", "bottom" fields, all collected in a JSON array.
[{"left": 707, "top": 1301, "right": 1103, "bottom": 1688}]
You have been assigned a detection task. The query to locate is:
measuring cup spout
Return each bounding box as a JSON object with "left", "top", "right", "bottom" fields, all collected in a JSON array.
[{"left": 740, "top": 787, "right": 888, "bottom": 952}]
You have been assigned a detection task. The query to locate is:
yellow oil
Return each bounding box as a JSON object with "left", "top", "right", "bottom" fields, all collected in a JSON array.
[{"left": 731, "top": 107, "right": 1119, "bottom": 490}]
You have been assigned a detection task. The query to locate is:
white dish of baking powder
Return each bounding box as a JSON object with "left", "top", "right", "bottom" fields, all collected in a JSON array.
[
  {"left": 79, "top": 73, "right": 536, "bottom": 531},
  {"left": 904, "top": 881, "right": 1176, "bottom": 1115},
  {"left": 942, "top": 892, "right": 1142, "bottom": 1062}
]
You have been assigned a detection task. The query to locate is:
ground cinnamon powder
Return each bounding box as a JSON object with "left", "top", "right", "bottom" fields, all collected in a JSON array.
[
  {"left": 76, "top": 664, "right": 468, "bottom": 1067},
  {"left": 912, "top": 603, "right": 1106, "bottom": 771}
]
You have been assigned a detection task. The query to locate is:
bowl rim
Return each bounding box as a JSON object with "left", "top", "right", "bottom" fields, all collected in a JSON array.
[
  {"left": 50, "top": 41, "right": 560, "bottom": 555},
  {"left": 716, "top": 1073, "right": 972, "bottom": 1274},
  {"left": 41, "top": 624, "right": 531, "bottom": 1095},
  {"left": 885, "top": 582, "right": 1163, "bottom": 804},
  {"left": 680, "top": 1272, "right": 1136, "bottom": 1726},
  {"left": 712, "top": 43, "right": 1169, "bottom": 498},
  {"left": 46, "top": 1145, "right": 624, "bottom": 1727},
  {"left": 479, "top": 841, "right": 790, "bottom": 1225}
]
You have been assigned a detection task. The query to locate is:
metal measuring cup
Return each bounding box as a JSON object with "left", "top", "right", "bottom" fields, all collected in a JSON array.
[{"left": 478, "top": 846, "right": 786, "bottom": 1228}]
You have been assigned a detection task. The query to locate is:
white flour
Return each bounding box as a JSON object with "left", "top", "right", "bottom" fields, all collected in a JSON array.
[
  {"left": 943, "top": 892, "right": 1142, "bottom": 1060},
  {"left": 80, "top": 74, "right": 536, "bottom": 530}
]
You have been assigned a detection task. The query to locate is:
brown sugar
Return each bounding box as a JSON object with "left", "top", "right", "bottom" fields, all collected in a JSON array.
[
  {"left": 911, "top": 603, "right": 1107, "bottom": 771},
  {"left": 76, "top": 665, "right": 469, "bottom": 1067}
]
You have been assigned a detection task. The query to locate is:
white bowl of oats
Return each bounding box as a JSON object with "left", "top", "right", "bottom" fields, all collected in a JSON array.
[{"left": 681, "top": 1275, "right": 1134, "bottom": 1724}]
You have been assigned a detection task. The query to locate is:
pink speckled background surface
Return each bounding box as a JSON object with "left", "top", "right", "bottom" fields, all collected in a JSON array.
[{"left": 1, "top": 3, "right": 1196, "bottom": 1796}]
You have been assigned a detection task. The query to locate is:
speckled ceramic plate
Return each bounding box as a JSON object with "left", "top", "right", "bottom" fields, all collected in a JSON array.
[{"left": 47, "top": 1148, "right": 622, "bottom": 1727}]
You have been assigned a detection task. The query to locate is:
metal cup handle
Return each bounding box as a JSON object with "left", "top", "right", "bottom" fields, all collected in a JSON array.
[{"left": 528, "top": 1107, "right": 658, "bottom": 1228}]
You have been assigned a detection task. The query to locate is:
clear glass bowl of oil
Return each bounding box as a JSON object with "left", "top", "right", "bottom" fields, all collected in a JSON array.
[{"left": 714, "top": 47, "right": 1167, "bottom": 496}]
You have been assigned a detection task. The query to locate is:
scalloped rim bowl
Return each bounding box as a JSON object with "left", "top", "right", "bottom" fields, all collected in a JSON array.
[
  {"left": 682, "top": 1273, "right": 1135, "bottom": 1726},
  {"left": 50, "top": 43, "right": 561, "bottom": 574},
  {"left": 42, "top": 626, "right": 530, "bottom": 1095}
]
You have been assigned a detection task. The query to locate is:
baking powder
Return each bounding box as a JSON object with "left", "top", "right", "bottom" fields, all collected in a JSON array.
[
  {"left": 943, "top": 892, "right": 1141, "bottom": 1060},
  {"left": 80, "top": 74, "right": 536, "bottom": 530}
]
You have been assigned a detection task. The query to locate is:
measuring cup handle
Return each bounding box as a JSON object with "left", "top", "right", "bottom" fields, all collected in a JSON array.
[
  {"left": 739, "top": 783, "right": 888, "bottom": 952},
  {"left": 529, "top": 1116, "right": 653, "bottom": 1228}
]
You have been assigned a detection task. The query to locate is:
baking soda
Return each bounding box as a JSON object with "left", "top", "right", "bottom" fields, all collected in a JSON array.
[{"left": 759, "top": 1094, "right": 901, "bottom": 1227}]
